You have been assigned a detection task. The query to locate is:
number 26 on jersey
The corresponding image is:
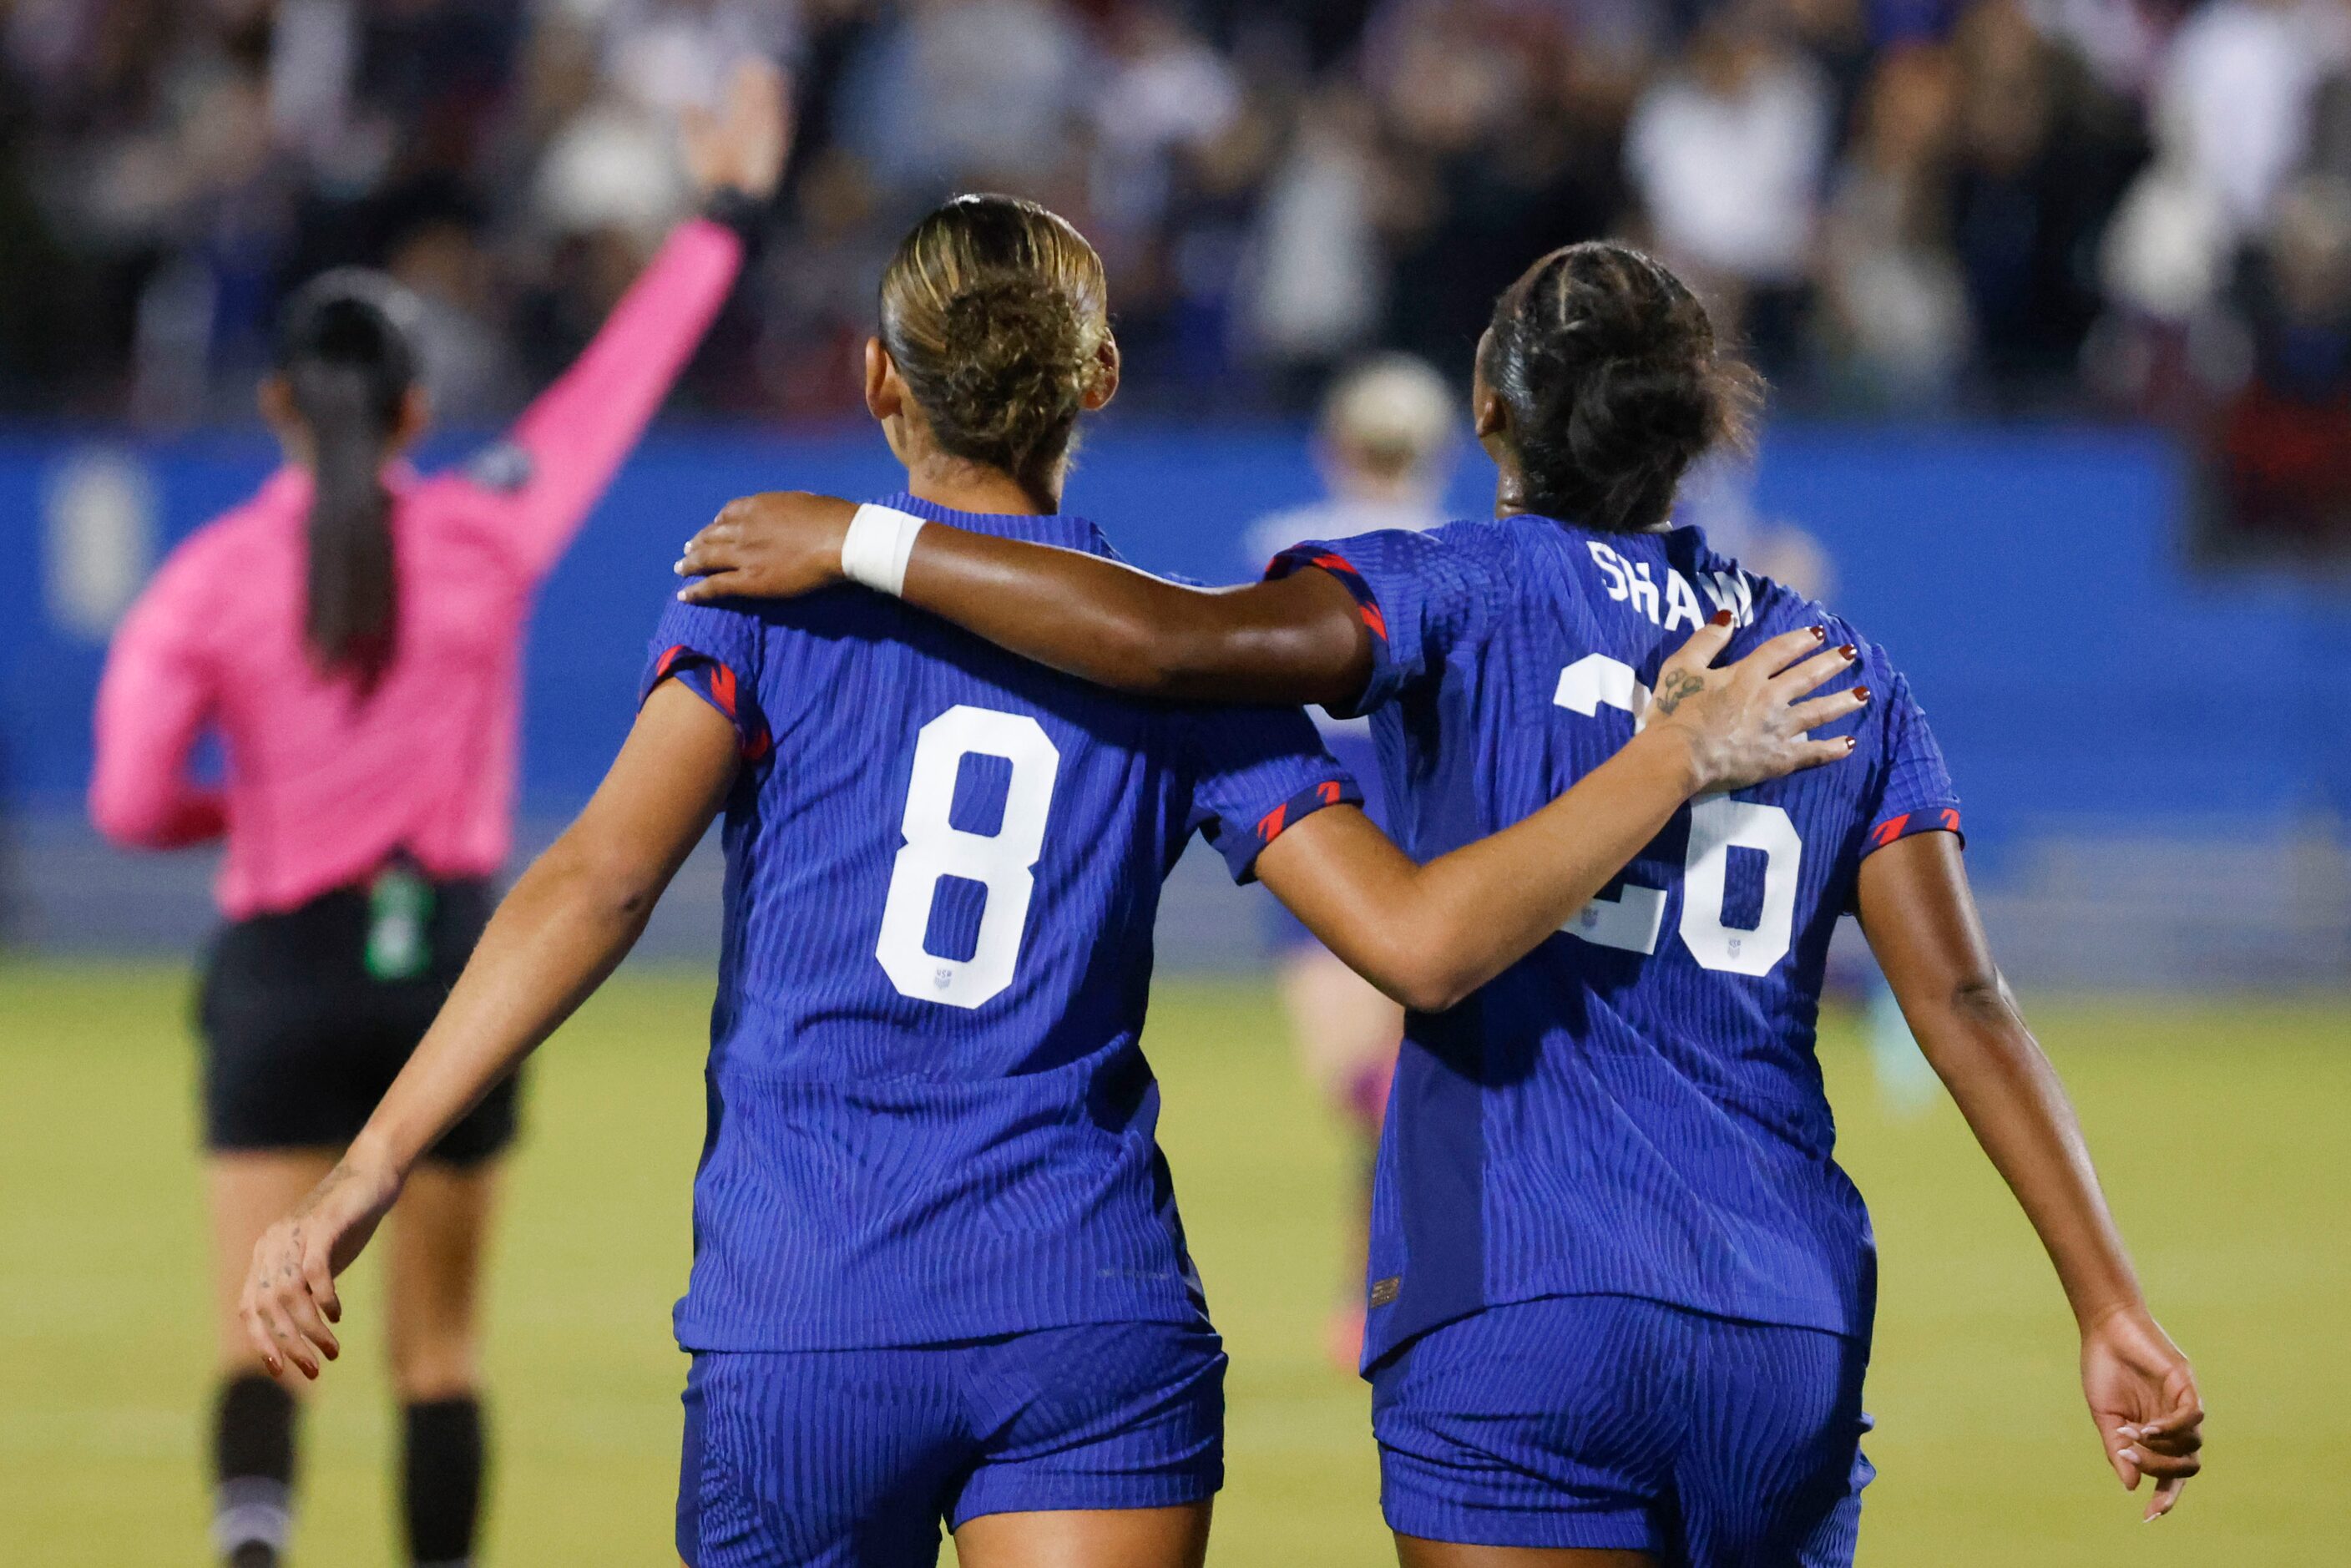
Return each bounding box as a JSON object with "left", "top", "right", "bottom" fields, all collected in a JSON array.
[{"left": 1554, "top": 655, "right": 1801, "bottom": 977}]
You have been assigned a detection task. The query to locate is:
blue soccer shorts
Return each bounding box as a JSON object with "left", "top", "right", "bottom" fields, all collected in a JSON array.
[
  {"left": 676, "top": 1320, "right": 1225, "bottom": 1567},
  {"left": 1373, "top": 1294, "right": 1873, "bottom": 1565}
]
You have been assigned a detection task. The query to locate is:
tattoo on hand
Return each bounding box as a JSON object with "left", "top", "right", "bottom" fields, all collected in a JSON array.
[{"left": 1654, "top": 670, "right": 1704, "bottom": 716}]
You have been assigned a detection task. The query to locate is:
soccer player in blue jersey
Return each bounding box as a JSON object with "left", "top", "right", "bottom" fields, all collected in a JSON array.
[
  {"left": 238, "top": 204, "right": 1860, "bottom": 1568},
  {"left": 675, "top": 240, "right": 2207, "bottom": 1564}
]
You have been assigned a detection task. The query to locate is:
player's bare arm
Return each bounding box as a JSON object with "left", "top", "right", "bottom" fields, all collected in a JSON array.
[
  {"left": 677, "top": 490, "right": 1375, "bottom": 707},
  {"left": 1857, "top": 832, "right": 2204, "bottom": 1521},
  {"left": 1256, "top": 619, "right": 1863, "bottom": 1011},
  {"left": 240, "top": 684, "right": 739, "bottom": 1380},
  {"left": 675, "top": 508, "right": 1874, "bottom": 1010}
]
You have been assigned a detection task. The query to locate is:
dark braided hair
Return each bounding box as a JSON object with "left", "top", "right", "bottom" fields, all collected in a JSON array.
[{"left": 1479, "top": 242, "right": 1760, "bottom": 533}]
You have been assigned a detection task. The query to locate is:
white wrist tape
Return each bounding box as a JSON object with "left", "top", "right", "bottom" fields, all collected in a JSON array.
[{"left": 840, "top": 503, "right": 927, "bottom": 597}]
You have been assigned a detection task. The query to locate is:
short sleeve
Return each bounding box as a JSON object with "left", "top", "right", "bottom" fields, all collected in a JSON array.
[
  {"left": 640, "top": 597, "right": 771, "bottom": 761},
  {"left": 1266, "top": 527, "right": 1498, "bottom": 719},
  {"left": 1181, "top": 705, "right": 1363, "bottom": 884},
  {"left": 1860, "top": 668, "right": 1962, "bottom": 857}
]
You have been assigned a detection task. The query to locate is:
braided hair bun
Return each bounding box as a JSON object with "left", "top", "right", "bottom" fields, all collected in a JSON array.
[
  {"left": 878, "top": 195, "right": 1112, "bottom": 506},
  {"left": 1480, "top": 243, "right": 1758, "bottom": 533}
]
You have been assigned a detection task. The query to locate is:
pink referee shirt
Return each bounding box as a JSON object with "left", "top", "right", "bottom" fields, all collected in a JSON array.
[{"left": 90, "top": 217, "right": 745, "bottom": 919}]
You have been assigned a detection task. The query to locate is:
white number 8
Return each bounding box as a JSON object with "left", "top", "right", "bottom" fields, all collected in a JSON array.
[
  {"left": 1555, "top": 655, "right": 1802, "bottom": 976},
  {"left": 877, "top": 706, "right": 1061, "bottom": 1009}
]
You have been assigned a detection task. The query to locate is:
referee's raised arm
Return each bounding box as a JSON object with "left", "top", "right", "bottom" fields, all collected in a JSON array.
[
  {"left": 470, "top": 60, "right": 789, "bottom": 581},
  {"left": 88, "top": 58, "right": 791, "bottom": 1568}
]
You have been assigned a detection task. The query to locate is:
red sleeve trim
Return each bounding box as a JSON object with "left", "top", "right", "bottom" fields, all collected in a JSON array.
[
  {"left": 1269, "top": 549, "right": 1388, "bottom": 645},
  {"left": 1865, "top": 806, "right": 1963, "bottom": 853},
  {"left": 1256, "top": 776, "right": 1359, "bottom": 847},
  {"left": 649, "top": 645, "right": 771, "bottom": 761}
]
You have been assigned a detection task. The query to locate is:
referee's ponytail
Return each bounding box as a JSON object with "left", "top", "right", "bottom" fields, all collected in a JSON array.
[{"left": 272, "top": 271, "right": 422, "bottom": 689}]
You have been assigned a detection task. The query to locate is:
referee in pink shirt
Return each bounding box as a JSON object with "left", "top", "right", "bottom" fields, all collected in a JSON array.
[{"left": 88, "top": 63, "right": 787, "bottom": 1568}]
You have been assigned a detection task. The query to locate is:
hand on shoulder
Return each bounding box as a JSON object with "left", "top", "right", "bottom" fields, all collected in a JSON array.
[
  {"left": 1646, "top": 614, "right": 1866, "bottom": 795},
  {"left": 676, "top": 491, "right": 858, "bottom": 603}
]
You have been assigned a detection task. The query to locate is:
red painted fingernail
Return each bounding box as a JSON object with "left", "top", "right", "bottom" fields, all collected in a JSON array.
[
  {"left": 1710, "top": 609, "right": 1734, "bottom": 626},
  {"left": 1838, "top": 644, "right": 1857, "bottom": 658},
  {"left": 1853, "top": 685, "right": 1871, "bottom": 702},
  {"left": 1809, "top": 625, "right": 1826, "bottom": 640},
  {"left": 1843, "top": 736, "right": 1857, "bottom": 751}
]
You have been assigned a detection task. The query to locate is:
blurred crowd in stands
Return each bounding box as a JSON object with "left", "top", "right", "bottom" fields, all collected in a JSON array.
[{"left": 3, "top": 0, "right": 2351, "bottom": 549}]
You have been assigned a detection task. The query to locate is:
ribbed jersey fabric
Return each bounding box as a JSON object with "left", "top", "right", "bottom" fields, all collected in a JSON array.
[
  {"left": 646, "top": 494, "right": 1358, "bottom": 1352},
  {"left": 1268, "top": 516, "right": 1963, "bottom": 1367}
]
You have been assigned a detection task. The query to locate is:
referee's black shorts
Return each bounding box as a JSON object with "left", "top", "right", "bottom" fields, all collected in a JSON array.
[{"left": 197, "top": 877, "right": 519, "bottom": 1165}]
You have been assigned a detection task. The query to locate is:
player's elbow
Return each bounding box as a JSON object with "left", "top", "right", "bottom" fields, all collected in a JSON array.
[
  {"left": 1361, "top": 938, "right": 1481, "bottom": 1014},
  {"left": 1948, "top": 970, "right": 2021, "bottom": 1030},
  {"left": 535, "top": 831, "right": 669, "bottom": 932},
  {"left": 1909, "top": 967, "right": 2041, "bottom": 1079},
  {"left": 1319, "top": 893, "right": 1491, "bottom": 1013},
  {"left": 580, "top": 860, "right": 667, "bottom": 931},
  {"left": 1391, "top": 971, "right": 1474, "bottom": 1014},
  {"left": 88, "top": 773, "right": 174, "bottom": 849}
]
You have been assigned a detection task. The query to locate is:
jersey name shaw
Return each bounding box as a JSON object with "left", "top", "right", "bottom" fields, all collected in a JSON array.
[
  {"left": 1584, "top": 537, "right": 1756, "bottom": 631},
  {"left": 1267, "top": 514, "right": 1960, "bottom": 1370}
]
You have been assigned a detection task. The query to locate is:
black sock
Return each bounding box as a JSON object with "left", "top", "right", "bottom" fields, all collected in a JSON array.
[
  {"left": 402, "top": 1395, "right": 485, "bottom": 1568},
  {"left": 213, "top": 1374, "right": 296, "bottom": 1567}
]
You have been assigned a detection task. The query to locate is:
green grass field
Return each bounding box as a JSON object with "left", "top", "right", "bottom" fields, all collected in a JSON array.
[{"left": 2, "top": 960, "right": 2343, "bottom": 1565}]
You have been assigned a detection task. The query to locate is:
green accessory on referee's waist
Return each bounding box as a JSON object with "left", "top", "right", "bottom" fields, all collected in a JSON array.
[{"left": 365, "top": 865, "right": 435, "bottom": 983}]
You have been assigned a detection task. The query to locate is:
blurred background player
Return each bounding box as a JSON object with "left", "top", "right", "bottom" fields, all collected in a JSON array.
[
  {"left": 1241, "top": 352, "right": 1458, "bottom": 1367},
  {"left": 86, "top": 61, "right": 786, "bottom": 1568},
  {"left": 237, "top": 193, "right": 1855, "bottom": 1568},
  {"left": 1241, "top": 354, "right": 1461, "bottom": 564}
]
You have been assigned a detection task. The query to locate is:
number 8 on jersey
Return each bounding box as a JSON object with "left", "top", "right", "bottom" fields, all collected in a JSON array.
[{"left": 877, "top": 705, "right": 1063, "bottom": 1009}]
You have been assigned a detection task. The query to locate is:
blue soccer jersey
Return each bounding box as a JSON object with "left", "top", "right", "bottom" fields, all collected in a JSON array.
[
  {"left": 645, "top": 493, "right": 1358, "bottom": 1353},
  {"left": 1270, "top": 517, "right": 1960, "bottom": 1367}
]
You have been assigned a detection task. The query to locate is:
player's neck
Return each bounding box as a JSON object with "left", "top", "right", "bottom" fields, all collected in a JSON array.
[
  {"left": 1490, "top": 469, "right": 1671, "bottom": 533},
  {"left": 901, "top": 458, "right": 1060, "bottom": 518}
]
